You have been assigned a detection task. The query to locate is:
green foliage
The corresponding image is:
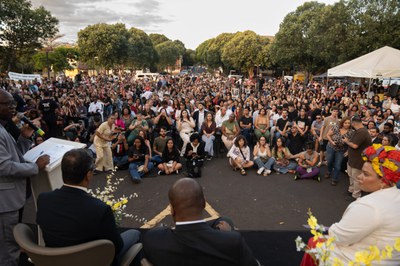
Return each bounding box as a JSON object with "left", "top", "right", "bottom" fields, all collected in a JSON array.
[
  {"left": 77, "top": 23, "right": 130, "bottom": 69},
  {"left": 154, "top": 40, "right": 182, "bottom": 71},
  {"left": 33, "top": 46, "right": 79, "bottom": 73},
  {"left": 127, "top": 27, "right": 157, "bottom": 69},
  {"left": 221, "top": 31, "right": 270, "bottom": 74},
  {"left": 149, "top": 33, "right": 170, "bottom": 46},
  {"left": 0, "top": 0, "right": 58, "bottom": 71},
  {"left": 182, "top": 49, "right": 196, "bottom": 67}
]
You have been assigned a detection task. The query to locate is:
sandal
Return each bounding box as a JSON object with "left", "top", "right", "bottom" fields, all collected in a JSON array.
[{"left": 240, "top": 168, "right": 246, "bottom": 176}]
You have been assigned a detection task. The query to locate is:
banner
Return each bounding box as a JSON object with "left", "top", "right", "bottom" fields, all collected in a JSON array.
[{"left": 8, "top": 72, "right": 42, "bottom": 82}]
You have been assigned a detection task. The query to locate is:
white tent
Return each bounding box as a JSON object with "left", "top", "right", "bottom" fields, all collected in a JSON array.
[{"left": 327, "top": 46, "right": 400, "bottom": 78}]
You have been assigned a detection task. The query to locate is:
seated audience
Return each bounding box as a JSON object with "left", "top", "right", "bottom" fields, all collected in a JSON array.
[
  {"left": 158, "top": 139, "right": 182, "bottom": 175},
  {"left": 36, "top": 149, "right": 140, "bottom": 266},
  {"left": 294, "top": 142, "right": 320, "bottom": 181},
  {"left": 253, "top": 136, "right": 275, "bottom": 176},
  {"left": 128, "top": 136, "right": 154, "bottom": 184},
  {"left": 111, "top": 132, "right": 129, "bottom": 170},
  {"left": 176, "top": 110, "right": 195, "bottom": 156},
  {"left": 221, "top": 113, "right": 240, "bottom": 150},
  {"left": 227, "top": 135, "right": 254, "bottom": 176},
  {"left": 152, "top": 127, "right": 170, "bottom": 164},
  {"left": 143, "top": 178, "right": 259, "bottom": 266},
  {"left": 240, "top": 107, "right": 253, "bottom": 145},
  {"left": 201, "top": 112, "right": 216, "bottom": 160},
  {"left": 272, "top": 137, "right": 297, "bottom": 174},
  {"left": 254, "top": 108, "right": 270, "bottom": 141}
]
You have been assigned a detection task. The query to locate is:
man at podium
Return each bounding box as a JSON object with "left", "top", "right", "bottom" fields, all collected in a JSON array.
[{"left": 0, "top": 89, "right": 50, "bottom": 266}]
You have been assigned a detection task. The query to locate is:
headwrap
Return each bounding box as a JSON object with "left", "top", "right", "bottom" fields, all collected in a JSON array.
[{"left": 362, "top": 144, "right": 400, "bottom": 186}]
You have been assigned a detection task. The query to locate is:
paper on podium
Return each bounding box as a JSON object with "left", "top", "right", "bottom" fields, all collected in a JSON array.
[{"left": 24, "top": 138, "right": 86, "bottom": 171}]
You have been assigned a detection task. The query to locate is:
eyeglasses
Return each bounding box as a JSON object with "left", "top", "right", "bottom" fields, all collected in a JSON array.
[{"left": 0, "top": 100, "right": 17, "bottom": 107}]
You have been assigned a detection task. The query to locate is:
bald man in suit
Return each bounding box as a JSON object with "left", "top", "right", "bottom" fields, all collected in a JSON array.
[{"left": 143, "top": 178, "right": 259, "bottom": 266}]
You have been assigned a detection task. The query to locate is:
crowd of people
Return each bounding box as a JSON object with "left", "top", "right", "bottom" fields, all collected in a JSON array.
[
  {"left": 1, "top": 72, "right": 399, "bottom": 184},
  {"left": 1, "top": 70, "right": 400, "bottom": 265}
]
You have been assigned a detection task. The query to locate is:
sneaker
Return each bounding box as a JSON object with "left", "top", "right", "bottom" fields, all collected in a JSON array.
[
  {"left": 158, "top": 170, "right": 165, "bottom": 175},
  {"left": 265, "top": 170, "right": 271, "bottom": 175},
  {"left": 293, "top": 175, "right": 299, "bottom": 181},
  {"left": 317, "top": 176, "right": 321, "bottom": 182},
  {"left": 317, "top": 162, "right": 322, "bottom": 167},
  {"left": 257, "top": 167, "right": 265, "bottom": 175}
]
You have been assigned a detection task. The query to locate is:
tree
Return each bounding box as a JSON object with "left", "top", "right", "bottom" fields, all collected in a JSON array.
[
  {"left": 195, "top": 39, "right": 214, "bottom": 65},
  {"left": 127, "top": 27, "right": 156, "bottom": 69},
  {"left": 77, "top": 23, "right": 130, "bottom": 70},
  {"left": 0, "top": 0, "right": 58, "bottom": 71},
  {"left": 269, "top": 2, "right": 327, "bottom": 76},
  {"left": 182, "top": 49, "right": 196, "bottom": 67},
  {"left": 149, "top": 33, "right": 170, "bottom": 46},
  {"left": 33, "top": 46, "right": 79, "bottom": 74},
  {"left": 154, "top": 41, "right": 182, "bottom": 72},
  {"left": 221, "top": 31, "right": 271, "bottom": 76}
]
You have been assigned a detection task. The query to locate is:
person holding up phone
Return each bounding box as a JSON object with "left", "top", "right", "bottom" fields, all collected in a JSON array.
[{"left": 128, "top": 136, "right": 154, "bottom": 184}]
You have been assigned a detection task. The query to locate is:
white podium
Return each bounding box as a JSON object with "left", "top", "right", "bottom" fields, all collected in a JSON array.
[{"left": 24, "top": 138, "right": 86, "bottom": 208}]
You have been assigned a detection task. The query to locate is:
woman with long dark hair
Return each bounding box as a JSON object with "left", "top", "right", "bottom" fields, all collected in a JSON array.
[
  {"left": 158, "top": 139, "right": 182, "bottom": 175},
  {"left": 227, "top": 135, "right": 254, "bottom": 176},
  {"left": 128, "top": 136, "right": 154, "bottom": 184}
]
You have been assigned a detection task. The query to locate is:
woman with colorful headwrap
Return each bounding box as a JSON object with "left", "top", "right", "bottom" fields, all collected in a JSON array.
[{"left": 301, "top": 144, "right": 400, "bottom": 265}]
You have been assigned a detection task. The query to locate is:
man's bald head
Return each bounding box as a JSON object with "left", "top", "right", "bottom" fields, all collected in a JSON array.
[{"left": 168, "top": 178, "right": 205, "bottom": 221}]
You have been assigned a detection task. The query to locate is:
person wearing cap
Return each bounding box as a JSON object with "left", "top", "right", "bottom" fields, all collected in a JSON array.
[
  {"left": 343, "top": 115, "right": 372, "bottom": 199},
  {"left": 301, "top": 144, "right": 400, "bottom": 266}
]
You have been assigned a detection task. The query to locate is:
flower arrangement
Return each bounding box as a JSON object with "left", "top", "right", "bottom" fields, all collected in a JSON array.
[
  {"left": 89, "top": 167, "right": 137, "bottom": 224},
  {"left": 296, "top": 209, "right": 400, "bottom": 266}
]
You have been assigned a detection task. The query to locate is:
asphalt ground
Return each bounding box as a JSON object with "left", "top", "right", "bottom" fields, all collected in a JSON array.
[{"left": 23, "top": 156, "right": 351, "bottom": 231}]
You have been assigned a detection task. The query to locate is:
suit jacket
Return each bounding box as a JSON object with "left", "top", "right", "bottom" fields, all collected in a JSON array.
[
  {"left": 36, "top": 186, "right": 123, "bottom": 255},
  {"left": 192, "top": 110, "right": 208, "bottom": 132},
  {"left": 0, "top": 123, "right": 37, "bottom": 213},
  {"left": 143, "top": 222, "right": 258, "bottom": 266}
]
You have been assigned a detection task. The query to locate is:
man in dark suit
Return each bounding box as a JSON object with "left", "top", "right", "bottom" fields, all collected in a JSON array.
[
  {"left": 36, "top": 149, "right": 140, "bottom": 265},
  {"left": 143, "top": 178, "right": 259, "bottom": 266},
  {"left": 192, "top": 102, "right": 207, "bottom": 132}
]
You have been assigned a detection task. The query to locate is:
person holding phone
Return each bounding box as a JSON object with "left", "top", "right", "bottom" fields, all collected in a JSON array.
[{"left": 128, "top": 136, "right": 154, "bottom": 184}]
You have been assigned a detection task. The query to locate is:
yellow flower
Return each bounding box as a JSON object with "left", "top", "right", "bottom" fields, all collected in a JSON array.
[
  {"left": 385, "top": 245, "right": 393, "bottom": 259},
  {"left": 310, "top": 229, "right": 322, "bottom": 240},
  {"left": 326, "top": 236, "right": 335, "bottom": 247},
  {"left": 316, "top": 242, "right": 323, "bottom": 248},
  {"left": 122, "top": 198, "right": 128, "bottom": 204},
  {"left": 381, "top": 250, "right": 387, "bottom": 260},
  {"left": 308, "top": 215, "right": 318, "bottom": 229},
  {"left": 332, "top": 257, "right": 344, "bottom": 266},
  {"left": 394, "top": 238, "right": 400, "bottom": 252},
  {"left": 368, "top": 245, "right": 380, "bottom": 262},
  {"left": 106, "top": 201, "right": 112, "bottom": 206}
]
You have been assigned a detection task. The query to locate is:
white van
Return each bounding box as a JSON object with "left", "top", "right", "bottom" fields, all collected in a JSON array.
[{"left": 135, "top": 72, "right": 159, "bottom": 80}]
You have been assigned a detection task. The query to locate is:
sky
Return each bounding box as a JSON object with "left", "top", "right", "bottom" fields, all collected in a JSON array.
[{"left": 31, "top": 0, "right": 338, "bottom": 50}]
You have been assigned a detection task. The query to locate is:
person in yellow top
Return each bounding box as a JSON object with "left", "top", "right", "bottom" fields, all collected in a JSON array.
[{"left": 94, "top": 114, "right": 116, "bottom": 173}]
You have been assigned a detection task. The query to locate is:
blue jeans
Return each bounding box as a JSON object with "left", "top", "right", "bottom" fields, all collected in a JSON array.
[
  {"left": 241, "top": 128, "right": 252, "bottom": 145},
  {"left": 254, "top": 157, "right": 275, "bottom": 170},
  {"left": 273, "top": 160, "right": 297, "bottom": 174},
  {"left": 151, "top": 155, "right": 163, "bottom": 164},
  {"left": 326, "top": 145, "right": 345, "bottom": 182},
  {"left": 202, "top": 134, "right": 215, "bottom": 156},
  {"left": 116, "top": 229, "right": 141, "bottom": 265},
  {"left": 113, "top": 155, "right": 129, "bottom": 167},
  {"left": 129, "top": 161, "right": 154, "bottom": 181}
]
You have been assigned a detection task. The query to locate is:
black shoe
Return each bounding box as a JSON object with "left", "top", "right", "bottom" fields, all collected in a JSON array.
[
  {"left": 132, "top": 178, "right": 142, "bottom": 184},
  {"left": 93, "top": 169, "right": 102, "bottom": 175}
]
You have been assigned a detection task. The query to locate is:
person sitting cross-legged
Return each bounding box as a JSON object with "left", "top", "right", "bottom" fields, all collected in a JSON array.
[
  {"left": 294, "top": 142, "right": 321, "bottom": 181},
  {"left": 158, "top": 139, "right": 182, "bottom": 175},
  {"left": 143, "top": 178, "right": 260, "bottom": 266},
  {"left": 128, "top": 136, "right": 154, "bottom": 184},
  {"left": 36, "top": 149, "right": 141, "bottom": 266},
  {"left": 227, "top": 135, "right": 254, "bottom": 176},
  {"left": 253, "top": 136, "right": 275, "bottom": 176}
]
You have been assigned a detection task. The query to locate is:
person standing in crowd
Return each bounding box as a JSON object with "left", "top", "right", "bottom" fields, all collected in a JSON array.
[
  {"left": 325, "top": 116, "right": 354, "bottom": 185},
  {"left": 93, "top": 114, "right": 116, "bottom": 173},
  {"left": 343, "top": 115, "right": 372, "bottom": 199},
  {"left": 38, "top": 90, "right": 59, "bottom": 138},
  {"left": 319, "top": 107, "right": 339, "bottom": 166},
  {"left": 36, "top": 149, "right": 140, "bottom": 266},
  {"left": 0, "top": 89, "right": 50, "bottom": 266},
  {"left": 192, "top": 102, "right": 207, "bottom": 133}
]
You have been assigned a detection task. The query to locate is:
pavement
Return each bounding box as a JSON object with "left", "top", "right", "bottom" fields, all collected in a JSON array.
[{"left": 22, "top": 156, "right": 352, "bottom": 231}]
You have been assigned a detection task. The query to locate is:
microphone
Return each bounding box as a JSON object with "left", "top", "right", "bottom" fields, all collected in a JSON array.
[{"left": 17, "top": 113, "right": 45, "bottom": 136}]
